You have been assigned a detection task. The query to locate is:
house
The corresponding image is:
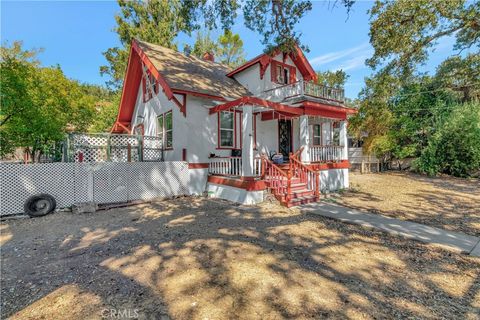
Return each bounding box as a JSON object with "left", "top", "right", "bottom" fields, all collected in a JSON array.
[{"left": 111, "top": 39, "right": 356, "bottom": 207}]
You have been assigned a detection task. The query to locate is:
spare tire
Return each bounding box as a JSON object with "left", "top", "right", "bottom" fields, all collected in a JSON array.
[{"left": 24, "top": 193, "right": 56, "bottom": 217}]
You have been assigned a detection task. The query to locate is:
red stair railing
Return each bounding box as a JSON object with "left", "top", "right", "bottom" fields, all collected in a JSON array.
[
  {"left": 261, "top": 155, "right": 290, "bottom": 201},
  {"left": 289, "top": 153, "right": 320, "bottom": 200}
]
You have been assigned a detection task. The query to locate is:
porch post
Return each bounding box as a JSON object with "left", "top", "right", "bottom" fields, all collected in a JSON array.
[
  {"left": 242, "top": 105, "right": 254, "bottom": 177},
  {"left": 299, "top": 115, "right": 310, "bottom": 163},
  {"left": 339, "top": 120, "right": 348, "bottom": 160}
]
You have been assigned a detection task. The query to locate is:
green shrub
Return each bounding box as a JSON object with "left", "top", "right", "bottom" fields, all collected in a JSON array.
[{"left": 415, "top": 101, "right": 480, "bottom": 177}]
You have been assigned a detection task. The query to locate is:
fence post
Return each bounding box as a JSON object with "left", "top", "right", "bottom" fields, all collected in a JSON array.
[
  {"left": 137, "top": 135, "right": 143, "bottom": 162},
  {"left": 127, "top": 143, "right": 132, "bottom": 162},
  {"left": 106, "top": 135, "right": 111, "bottom": 161},
  {"left": 315, "top": 172, "right": 320, "bottom": 199}
]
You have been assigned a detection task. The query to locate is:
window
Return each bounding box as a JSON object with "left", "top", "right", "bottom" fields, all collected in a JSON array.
[
  {"left": 332, "top": 121, "right": 341, "bottom": 145},
  {"left": 219, "top": 111, "right": 234, "bottom": 148},
  {"left": 271, "top": 60, "right": 295, "bottom": 85},
  {"left": 157, "top": 111, "right": 173, "bottom": 149},
  {"left": 143, "top": 72, "right": 158, "bottom": 102},
  {"left": 313, "top": 124, "right": 322, "bottom": 146}
]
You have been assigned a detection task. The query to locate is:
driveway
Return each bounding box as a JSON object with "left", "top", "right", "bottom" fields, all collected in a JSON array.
[{"left": 1, "top": 198, "right": 479, "bottom": 319}]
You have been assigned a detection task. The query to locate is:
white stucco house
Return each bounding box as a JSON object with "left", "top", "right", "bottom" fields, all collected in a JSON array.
[{"left": 111, "top": 39, "right": 356, "bottom": 207}]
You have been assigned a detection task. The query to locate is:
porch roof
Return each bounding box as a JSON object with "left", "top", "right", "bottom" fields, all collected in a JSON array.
[
  {"left": 208, "top": 96, "right": 304, "bottom": 116},
  {"left": 209, "top": 96, "right": 357, "bottom": 120}
]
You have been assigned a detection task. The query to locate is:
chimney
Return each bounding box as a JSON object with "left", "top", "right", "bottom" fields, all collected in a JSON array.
[{"left": 202, "top": 52, "right": 214, "bottom": 62}]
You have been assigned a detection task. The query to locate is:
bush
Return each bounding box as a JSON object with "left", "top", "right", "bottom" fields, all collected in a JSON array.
[{"left": 415, "top": 101, "right": 480, "bottom": 177}]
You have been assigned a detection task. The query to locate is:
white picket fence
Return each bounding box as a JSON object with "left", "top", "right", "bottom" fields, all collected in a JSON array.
[{"left": 0, "top": 161, "right": 190, "bottom": 216}]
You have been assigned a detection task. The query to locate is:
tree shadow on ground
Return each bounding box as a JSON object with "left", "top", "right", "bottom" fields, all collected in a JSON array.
[
  {"left": 339, "top": 172, "right": 480, "bottom": 236},
  {"left": 1, "top": 197, "right": 479, "bottom": 319}
]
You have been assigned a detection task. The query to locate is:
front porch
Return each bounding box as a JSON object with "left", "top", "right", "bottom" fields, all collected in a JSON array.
[{"left": 206, "top": 97, "right": 351, "bottom": 207}]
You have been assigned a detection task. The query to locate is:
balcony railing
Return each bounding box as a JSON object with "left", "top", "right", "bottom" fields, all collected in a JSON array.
[
  {"left": 261, "top": 80, "right": 345, "bottom": 104},
  {"left": 310, "top": 145, "right": 345, "bottom": 163},
  {"left": 208, "top": 157, "right": 263, "bottom": 177}
]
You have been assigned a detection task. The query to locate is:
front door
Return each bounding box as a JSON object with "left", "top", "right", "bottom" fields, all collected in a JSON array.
[{"left": 278, "top": 119, "right": 292, "bottom": 157}]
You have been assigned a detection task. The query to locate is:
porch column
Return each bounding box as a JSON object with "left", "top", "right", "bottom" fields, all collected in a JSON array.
[
  {"left": 299, "top": 115, "right": 310, "bottom": 163},
  {"left": 242, "top": 105, "right": 254, "bottom": 177},
  {"left": 339, "top": 120, "right": 348, "bottom": 160}
]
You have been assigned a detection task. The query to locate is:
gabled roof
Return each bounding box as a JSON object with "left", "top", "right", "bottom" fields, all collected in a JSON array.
[
  {"left": 136, "top": 40, "right": 250, "bottom": 100},
  {"left": 226, "top": 44, "right": 317, "bottom": 82}
]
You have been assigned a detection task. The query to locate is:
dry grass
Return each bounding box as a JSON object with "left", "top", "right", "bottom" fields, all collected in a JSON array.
[
  {"left": 335, "top": 172, "right": 480, "bottom": 237},
  {"left": 1, "top": 197, "right": 479, "bottom": 319}
]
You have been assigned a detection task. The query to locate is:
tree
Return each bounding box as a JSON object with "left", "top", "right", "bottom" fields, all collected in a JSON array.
[
  {"left": 1, "top": 42, "right": 96, "bottom": 161},
  {"left": 433, "top": 53, "right": 480, "bottom": 102},
  {"left": 191, "top": 30, "right": 218, "bottom": 58},
  {"left": 415, "top": 101, "right": 480, "bottom": 177},
  {"left": 315, "top": 70, "right": 349, "bottom": 88},
  {"left": 368, "top": 0, "right": 480, "bottom": 77},
  {"left": 100, "top": 0, "right": 191, "bottom": 90},
  {"left": 89, "top": 92, "right": 121, "bottom": 133},
  {"left": 216, "top": 30, "right": 246, "bottom": 67},
  {"left": 103, "top": 0, "right": 355, "bottom": 88}
]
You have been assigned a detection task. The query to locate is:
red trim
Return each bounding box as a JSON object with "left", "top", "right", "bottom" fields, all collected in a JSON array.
[
  {"left": 227, "top": 44, "right": 316, "bottom": 82},
  {"left": 172, "top": 89, "right": 226, "bottom": 102},
  {"left": 188, "top": 163, "right": 209, "bottom": 169},
  {"left": 239, "top": 111, "right": 242, "bottom": 149},
  {"left": 207, "top": 176, "right": 267, "bottom": 191},
  {"left": 307, "top": 160, "right": 350, "bottom": 170},
  {"left": 209, "top": 96, "right": 303, "bottom": 116},
  {"left": 112, "top": 39, "right": 186, "bottom": 132},
  {"left": 234, "top": 110, "right": 237, "bottom": 148}
]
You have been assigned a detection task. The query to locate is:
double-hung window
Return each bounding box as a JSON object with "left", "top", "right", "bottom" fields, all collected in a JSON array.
[
  {"left": 219, "top": 111, "right": 234, "bottom": 148},
  {"left": 157, "top": 111, "right": 173, "bottom": 149},
  {"left": 313, "top": 124, "right": 322, "bottom": 146}
]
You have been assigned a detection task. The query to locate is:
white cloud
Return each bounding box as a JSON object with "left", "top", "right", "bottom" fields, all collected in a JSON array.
[
  {"left": 310, "top": 42, "right": 370, "bottom": 66},
  {"left": 333, "top": 51, "right": 372, "bottom": 71}
]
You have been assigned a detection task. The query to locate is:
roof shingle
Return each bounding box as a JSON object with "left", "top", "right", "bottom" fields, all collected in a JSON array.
[{"left": 136, "top": 40, "right": 250, "bottom": 100}]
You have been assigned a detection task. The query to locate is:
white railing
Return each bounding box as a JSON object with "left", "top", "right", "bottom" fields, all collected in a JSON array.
[
  {"left": 260, "top": 80, "right": 345, "bottom": 103},
  {"left": 209, "top": 157, "right": 242, "bottom": 176},
  {"left": 208, "top": 157, "right": 263, "bottom": 177},
  {"left": 310, "top": 145, "right": 345, "bottom": 163}
]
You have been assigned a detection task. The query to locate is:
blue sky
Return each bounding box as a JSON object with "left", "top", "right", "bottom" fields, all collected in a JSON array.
[{"left": 1, "top": 1, "right": 459, "bottom": 99}]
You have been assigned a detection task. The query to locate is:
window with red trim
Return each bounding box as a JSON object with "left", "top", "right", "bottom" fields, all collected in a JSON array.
[
  {"left": 219, "top": 111, "right": 235, "bottom": 148},
  {"left": 157, "top": 110, "right": 173, "bottom": 149},
  {"left": 271, "top": 60, "right": 297, "bottom": 85},
  {"left": 313, "top": 124, "right": 322, "bottom": 146},
  {"left": 143, "top": 71, "right": 158, "bottom": 102}
]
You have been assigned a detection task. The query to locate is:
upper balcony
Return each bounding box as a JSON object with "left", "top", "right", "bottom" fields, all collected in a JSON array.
[{"left": 260, "top": 80, "right": 345, "bottom": 105}]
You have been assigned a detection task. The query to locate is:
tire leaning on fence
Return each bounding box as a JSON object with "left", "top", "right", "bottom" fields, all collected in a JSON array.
[{"left": 23, "top": 193, "right": 57, "bottom": 217}]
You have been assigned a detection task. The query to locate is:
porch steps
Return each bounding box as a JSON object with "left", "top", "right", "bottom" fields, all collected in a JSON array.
[{"left": 264, "top": 178, "right": 318, "bottom": 207}]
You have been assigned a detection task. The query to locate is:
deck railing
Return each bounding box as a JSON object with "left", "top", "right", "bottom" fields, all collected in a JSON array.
[
  {"left": 310, "top": 145, "right": 345, "bottom": 163},
  {"left": 208, "top": 157, "right": 263, "bottom": 176},
  {"left": 261, "top": 80, "right": 345, "bottom": 103}
]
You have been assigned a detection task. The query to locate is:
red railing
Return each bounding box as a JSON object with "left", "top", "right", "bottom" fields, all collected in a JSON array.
[
  {"left": 261, "top": 155, "right": 289, "bottom": 199},
  {"left": 289, "top": 154, "right": 320, "bottom": 200}
]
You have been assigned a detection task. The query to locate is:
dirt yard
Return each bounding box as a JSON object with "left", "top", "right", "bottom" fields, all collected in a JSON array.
[
  {"left": 335, "top": 172, "right": 480, "bottom": 237},
  {"left": 1, "top": 197, "right": 479, "bottom": 319}
]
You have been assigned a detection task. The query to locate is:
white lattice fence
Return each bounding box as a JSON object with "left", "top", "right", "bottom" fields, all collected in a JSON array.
[
  {"left": 0, "top": 162, "right": 190, "bottom": 216},
  {"left": 68, "top": 133, "right": 162, "bottom": 163}
]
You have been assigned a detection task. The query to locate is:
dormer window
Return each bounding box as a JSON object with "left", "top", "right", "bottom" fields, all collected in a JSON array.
[{"left": 271, "top": 60, "right": 296, "bottom": 85}]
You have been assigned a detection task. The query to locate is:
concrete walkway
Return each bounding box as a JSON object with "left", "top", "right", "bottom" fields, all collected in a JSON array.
[{"left": 301, "top": 202, "right": 480, "bottom": 257}]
